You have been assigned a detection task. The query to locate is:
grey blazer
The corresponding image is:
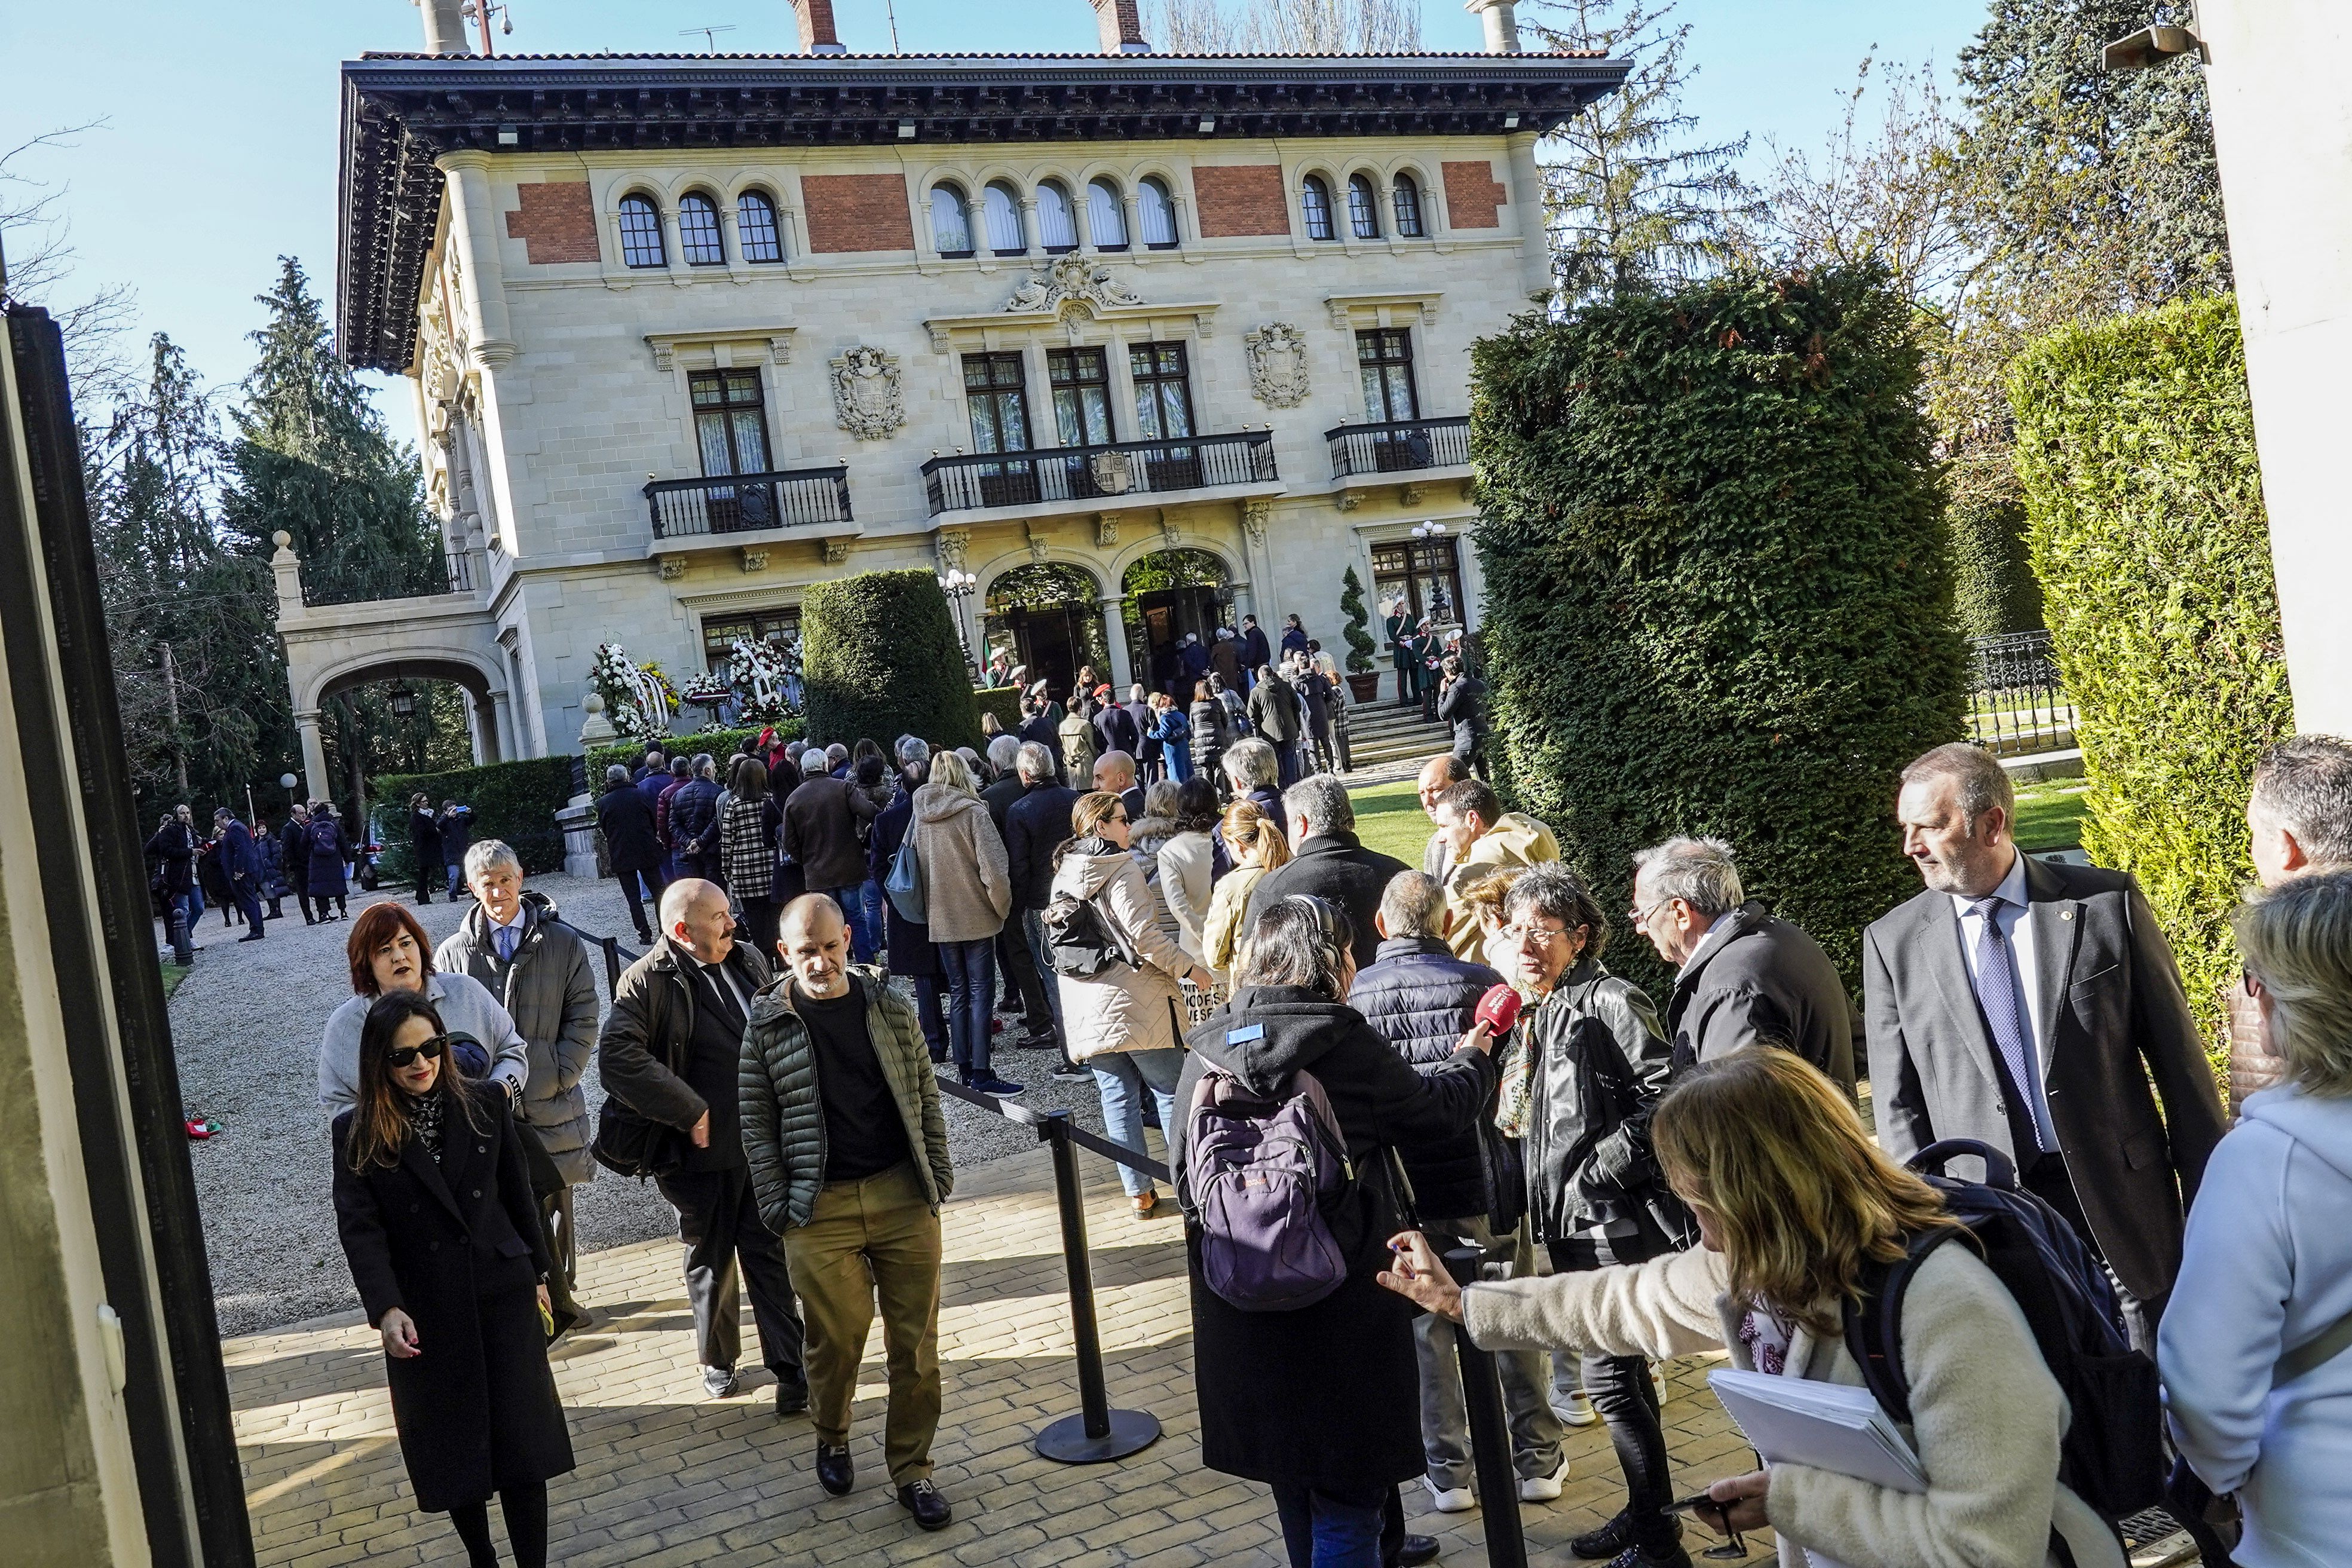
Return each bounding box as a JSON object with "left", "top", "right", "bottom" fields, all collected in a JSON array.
[{"left": 1862, "top": 853, "right": 2226, "bottom": 1301}]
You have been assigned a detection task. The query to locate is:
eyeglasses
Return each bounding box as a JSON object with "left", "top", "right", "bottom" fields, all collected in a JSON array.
[
  {"left": 1108, "top": 811, "right": 1129, "bottom": 825},
  {"left": 1502, "top": 923, "right": 1572, "bottom": 947},
  {"left": 388, "top": 1036, "right": 449, "bottom": 1070},
  {"left": 1629, "top": 897, "right": 1673, "bottom": 929}
]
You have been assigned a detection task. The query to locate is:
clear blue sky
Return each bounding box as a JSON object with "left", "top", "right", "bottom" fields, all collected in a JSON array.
[{"left": 2, "top": 0, "right": 1982, "bottom": 446}]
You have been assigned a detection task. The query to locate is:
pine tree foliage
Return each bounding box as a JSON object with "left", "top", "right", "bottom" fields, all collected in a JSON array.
[
  {"left": 1520, "top": 0, "right": 1756, "bottom": 302},
  {"left": 220, "top": 257, "right": 442, "bottom": 605},
  {"left": 1147, "top": 0, "right": 1419, "bottom": 53}
]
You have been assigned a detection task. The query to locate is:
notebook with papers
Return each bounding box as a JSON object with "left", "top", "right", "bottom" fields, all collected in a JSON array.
[{"left": 1707, "top": 1370, "right": 1927, "bottom": 1568}]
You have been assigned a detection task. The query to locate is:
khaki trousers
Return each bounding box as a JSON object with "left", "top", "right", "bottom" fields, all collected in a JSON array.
[{"left": 782, "top": 1160, "right": 944, "bottom": 1486}]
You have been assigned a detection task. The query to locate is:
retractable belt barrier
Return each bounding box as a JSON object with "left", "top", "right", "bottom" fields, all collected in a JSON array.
[{"left": 1445, "top": 1244, "right": 1532, "bottom": 1568}]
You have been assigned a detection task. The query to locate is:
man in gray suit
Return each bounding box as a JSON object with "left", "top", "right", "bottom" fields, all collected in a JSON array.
[{"left": 1866, "top": 743, "right": 2225, "bottom": 1339}]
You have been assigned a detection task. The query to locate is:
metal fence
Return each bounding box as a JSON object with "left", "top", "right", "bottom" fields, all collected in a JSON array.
[{"left": 1967, "top": 629, "right": 2075, "bottom": 757}]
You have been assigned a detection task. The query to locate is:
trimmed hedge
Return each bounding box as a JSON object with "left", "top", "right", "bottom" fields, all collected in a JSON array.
[
  {"left": 801, "top": 569, "right": 981, "bottom": 751},
  {"left": 2009, "top": 294, "right": 2290, "bottom": 1056},
  {"left": 585, "top": 722, "right": 801, "bottom": 784},
  {"left": 972, "top": 685, "right": 1023, "bottom": 737},
  {"left": 1471, "top": 265, "right": 1965, "bottom": 997},
  {"left": 1947, "top": 490, "right": 2044, "bottom": 638},
  {"left": 371, "top": 757, "right": 577, "bottom": 881}
]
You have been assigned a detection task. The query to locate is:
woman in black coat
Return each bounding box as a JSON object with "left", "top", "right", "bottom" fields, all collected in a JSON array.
[
  {"left": 1174, "top": 895, "right": 1499, "bottom": 1564},
  {"left": 1186, "top": 679, "right": 1231, "bottom": 798},
  {"left": 333, "top": 990, "right": 574, "bottom": 1567},
  {"left": 868, "top": 758, "right": 949, "bottom": 1059},
  {"left": 409, "top": 793, "right": 443, "bottom": 905}
]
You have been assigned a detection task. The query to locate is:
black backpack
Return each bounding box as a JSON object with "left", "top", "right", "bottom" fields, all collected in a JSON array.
[
  {"left": 1842, "top": 1140, "right": 2164, "bottom": 1526},
  {"left": 1039, "top": 886, "right": 1136, "bottom": 979}
]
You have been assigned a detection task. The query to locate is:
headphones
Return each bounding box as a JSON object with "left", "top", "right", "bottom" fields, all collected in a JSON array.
[{"left": 1284, "top": 893, "right": 1344, "bottom": 951}]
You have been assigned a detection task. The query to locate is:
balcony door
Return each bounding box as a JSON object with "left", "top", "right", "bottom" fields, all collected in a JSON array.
[
  {"left": 691, "top": 369, "right": 774, "bottom": 531},
  {"left": 1373, "top": 538, "right": 1463, "bottom": 629},
  {"left": 963, "top": 352, "right": 1037, "bottom": 507},
  {"left": 1355, "top": 329, "right": 1428, "bottom": 473},
  {"left": 1131, "top": 341, "right": 1200, "bottom": 489},
  {"left": 1048, "top": 347, "right": 1114, "bottom": 501}
]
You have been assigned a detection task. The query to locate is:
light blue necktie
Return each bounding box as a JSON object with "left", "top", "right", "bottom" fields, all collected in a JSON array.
[
  {"left": 496, "top": 924, "right": 517, "bottom": 963},
  {"left": 1968, "top": 896, "right": 2057, "bottom": 1154}
]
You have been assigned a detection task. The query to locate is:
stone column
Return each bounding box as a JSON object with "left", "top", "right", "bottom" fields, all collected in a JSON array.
[
  {"left": 269, "top": 530, "right": 304, "bottom": 613},
  {"left": 1503, "top": 132, "right": 1552, "bottom": 304},
  {"left": 1463, "top": 0, "right": 1521, "bottom": 54},
  {"left": 296, "top": 710, "right": 330, "bottom": 803},
  {"left": 436, "top": 152, "right": 516, "bottom": 362},
  {"left": 488, "top": 691, "right": 516, "bottom": 762},
  {"left": 1100, "top": 595, "right": 1135, "bottom": 693}
]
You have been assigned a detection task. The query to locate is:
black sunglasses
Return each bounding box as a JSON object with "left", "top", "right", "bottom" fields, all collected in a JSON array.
[{"left": 388, "top": 1035, "right": 449, "bottom": 1070}]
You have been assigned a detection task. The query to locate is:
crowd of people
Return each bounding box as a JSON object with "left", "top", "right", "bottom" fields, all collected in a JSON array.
[{"left": 283, "top": 712, "right": 2352, "bottom": 1568}]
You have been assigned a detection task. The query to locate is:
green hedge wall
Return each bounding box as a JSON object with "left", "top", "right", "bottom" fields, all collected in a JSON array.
[
  {"left": 972, "top": 685, "right": 1023, "bottom": 737},
  {"left": 2009, "top": 294, "right": 2290, "bottom": 1056},
  {"left": 802, "top": 569, "right": 981, "bottom": 751},
  {"left": 371, "top": 757, "right": 577, "bottom": 882},
  {"left": 1947, "top": 489, "right": 2044, "bottom": 638},
  {"left": 1471, "top": 265, "right": 1965, "bottom": 997},
  {"left": 584, "top": 722, "right": 801, "bottom": 784}
]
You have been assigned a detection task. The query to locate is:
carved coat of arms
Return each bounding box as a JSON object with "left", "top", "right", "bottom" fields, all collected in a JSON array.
[
  {"left": 829, "top": 345, "right": 905, "bottom": 440},
  {"left": 1245, "top": 322, "right": 1311, "bottom": 409}
]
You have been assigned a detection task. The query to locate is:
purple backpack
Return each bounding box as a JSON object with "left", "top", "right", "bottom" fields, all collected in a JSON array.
[{"left": 1183, "top": 1057, "right": 1355, "bottom": 1312}]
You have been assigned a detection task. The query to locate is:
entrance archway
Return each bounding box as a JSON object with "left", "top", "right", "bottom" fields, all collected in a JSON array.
[
  {"left": 984, "top": 562, "right": 1108, "bottom": 702},
  {"left": 1120, "top": 548, "right": 1231, "bottom": 699}
]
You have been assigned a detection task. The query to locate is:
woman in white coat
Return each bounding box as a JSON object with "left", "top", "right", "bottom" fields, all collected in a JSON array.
[
  {"left": 1049, "top": 792, "right": 1213, "bottom": 1217},
  {"left": 2161, "top": 869, "right": 2352, "bottom": 1568},
  {"left": 1379, "top": 1047, "right": 2123, "bottom": 1568}
]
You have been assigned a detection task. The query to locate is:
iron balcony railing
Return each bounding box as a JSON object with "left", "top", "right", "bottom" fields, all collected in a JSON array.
[
  {"left": 445, "top": 549, "right": 476, "bottom": 594},
  {"left": 921, "top": 430, "right": 1276, "bottom": 516},
  {"left": 644, "top": 466, "right": 854, "bottom": 541},
  {"left": 1326, "top": 415, "right": 1471, "bottom": 479},
  {"left": 1967, "top": 629, "right": 2076, "bottom": 757}
]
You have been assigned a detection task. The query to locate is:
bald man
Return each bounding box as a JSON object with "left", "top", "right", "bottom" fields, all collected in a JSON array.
[
  {"left": 1417, "top": 754, "right": 1469, "bottom": 880},
  {"left": 740, "top": 896, "right": 955, "bottom": 1528},
  {"left": 599, "top": 878, "right": 807, "bottom": 1410}
]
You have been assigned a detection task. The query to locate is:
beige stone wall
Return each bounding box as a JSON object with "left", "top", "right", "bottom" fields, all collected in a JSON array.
[{"left": 409, "top": 131, "right": 1526, "bottom": 748}]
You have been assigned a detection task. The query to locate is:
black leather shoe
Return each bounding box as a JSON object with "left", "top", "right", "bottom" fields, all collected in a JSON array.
[
  {"left": 1398, "top": 1536, "right": 1441, "bottom": 1566},
  {"left": 1573, "top": 1509, "right": 1633, "bottom": 1560},
  {"left": 1604, "top": 1542, "right": 1692, "bottom": 1568},
  {"left": 701, "top": 1364, "right": 738, "bottom": 1399},
  {"left": 774, "top": 1376, "right": 809, "bottom": 1416},
  {"left": 814, "top": 1442, "right": 853, "bottom": 1496},
  {"left": 896, "top": 1479, "right": 951, "bottom": 1530}
]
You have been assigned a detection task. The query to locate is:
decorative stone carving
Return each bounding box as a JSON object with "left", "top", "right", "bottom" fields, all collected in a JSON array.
[
  {"left": 1327, "top": 299, "right": 1355, "bottom": 330},
  {"left": 1241, "top": 500, "right": 1271, "bottom": 548},
  {"left": 1334, "top": 491, "right": 1361, "bottom": 513},
  {"left": 1244, "top": 323, "right": 1311, "bottom": 408},
  {"left": 1459, "top": 477, "right": 1478, "bottom": 504},
  {"left": 1004, "top": 254, "right": 1148, "bottom": 316},
  {"left": 1088, "top": 449, "right": 1136, "bottom": 495},
  {"left": 829, "top": 346, "right": 905, "bottom": 440},
  {"left": 935, "top": 527, "right": 969, "bottom": 574},
  {"left": 658, "top": 555, "right": 687, "bottom": 580},
  {"left": 1094, "top": 512, "right": 1121, "bottom": 549},
  {"left": 1025, "top": 522, "right": 1051, "bottom": 564},
  {"left": 926, "top": 322, "right": 954, "bottom": 354},
  {"left": 1159, "top": 512, "right": 1183, "bottom": 551},
  {"left": 822, "top": 537, "right": 852, "bottom": 565},
  {"left": 740, "top": 547, "right": 769, "bottom": 573},
  {"left": 1399, "top": 483, "right": 1426, "bottom": 507}
]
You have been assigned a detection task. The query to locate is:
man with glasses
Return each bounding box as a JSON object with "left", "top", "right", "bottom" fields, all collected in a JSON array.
[{"left": 1630, "top": 836, "right": 1855, "bottom": 1093}]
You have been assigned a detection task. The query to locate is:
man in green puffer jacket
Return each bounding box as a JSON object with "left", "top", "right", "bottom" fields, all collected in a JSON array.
[{"left": 739, "top": 893, "right": 956, "bottom": 1532}]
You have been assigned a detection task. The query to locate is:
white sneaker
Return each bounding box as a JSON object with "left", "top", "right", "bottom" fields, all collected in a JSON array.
[
  {"left": 1517, "top": 1456, "right": 1570, "bottom": 1502},
  {"left": 1423, "top": 1478, "right": 1477, "bottom": 1514},
  {"left": 1556, "top": 1390, "right": 1600, "bottom": 1427},
  {"left": 1650, "top": 1364, "right": 1668, "bottom": 1405}
]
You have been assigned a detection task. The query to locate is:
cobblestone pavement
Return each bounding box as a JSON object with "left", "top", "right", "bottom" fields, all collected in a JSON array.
[
  {"left": 231, "top": 1140, "right": 1774, "bottom": 1568},
  {"left": 164, "top": 874, "right": 1128, "bottom": 1336}
]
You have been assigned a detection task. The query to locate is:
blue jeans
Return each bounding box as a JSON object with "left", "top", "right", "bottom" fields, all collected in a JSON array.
[
  {"left": 445, "top": 860, "right": 464, "bottom": 897},
  {"left": 1022, "top": 909, "right": 1065, "bottom": 1037},
  {"left": 1089, "top": 1048, "right": 1183, "bottom": 1198},
  {"left": 1269, "top": 1481, "right": 1395, "bottom": 1568},
  {"left": 820, "top": 886, "right": 877, "bottom": 964},
  {"left": 912, "top": 972, "right": 948, "bottom": 1061},
  {"left": 939, "top": 939, "right": 996, "bottom": 1079},
  {"left": 855, "top": 880, "right": 884, "bottom": 965}
]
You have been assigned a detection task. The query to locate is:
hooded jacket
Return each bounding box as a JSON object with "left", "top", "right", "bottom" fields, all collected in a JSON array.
[
  {"left": 1048, "top": 839, "right": 1193, "bottom": 1062},
  {"left": 905, "top": 783, "right": 1012, "bottom": 943},
  {"left": 2160, "top": 1084, "right": 2352, "bottom": 1568},
  {"left": 434, "top": 889, "right": 602, "bottom": 1184}
]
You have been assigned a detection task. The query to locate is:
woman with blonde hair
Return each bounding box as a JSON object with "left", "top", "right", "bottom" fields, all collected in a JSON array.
[
  {"left": 1201, "top": 798, "right": 1292, "bottom": 977},
  {"left": 1450, "top": 862, "right": 1529, "bottom": 976},
  {"left": 1380, "top": 1048, "right": 2123, "bottom": 1568},
  {"left": 2162, "top": 868, "right": 2352, "bottom": 1568}
]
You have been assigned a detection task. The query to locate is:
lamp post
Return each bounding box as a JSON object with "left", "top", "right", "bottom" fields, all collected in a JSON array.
[
  {"left": 1412, "top": 519, "right": 1448, "bottom": 542},
  {"left": 280, "top": 772, "right": 299, "bottom": 809},
  {"left": 938, "top": 567, "right": 979, "bottom": 678}
]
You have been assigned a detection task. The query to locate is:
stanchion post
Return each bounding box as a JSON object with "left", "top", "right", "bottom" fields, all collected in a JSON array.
[
  {"left": 1031, "top": 1111, "right": 1162, "bottom": 1464},
  {"left": 1446, "top": 1245, "right": 1530, "bottom": 1568},
  {"left": 601, "top": 935, "right": 620, "bottom": 993}
]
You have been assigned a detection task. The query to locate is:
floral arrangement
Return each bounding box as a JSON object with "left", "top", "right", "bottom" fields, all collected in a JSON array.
[
  {"left": 591, "top": 643, "right": 675, "bottom": 741},
  {"left": 725, "top": 635, "right": 800, "bottom": 724}
]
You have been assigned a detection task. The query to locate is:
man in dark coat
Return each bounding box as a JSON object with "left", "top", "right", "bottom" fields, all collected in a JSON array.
[
  {"left": 1122, "top": 685, "right": 1160, "bottom": 780},
  {"left": 1279, "top": 614, "right": 1310, "bottom": 660},
  {"left": 870, "top": 755, "right": 950, "bottom": 1059},
  {"left": 1352, "top": 871, "right": 1564, "bottom": 1509},
  {"left": 1867, "top": 742, "right": 2225, "bottom": 1340},
  {"left": 1016, "top": 697, "right": 1064, "bottom": 786},
  {"left": 409, "top": 796, "right": 443, "bottom": 905},
  {"left": 596, "top": 764, "right": 666, "bottom": 945},
  {"left": 670, "top": 757, "right": 725, "bottom": 885},
  {"left": 146, "top": 807, "right": 198, "bottom": 961},
  {"left": 1242, "top": 774, "right": 1409, "bottom": 973},
  {"left": 784, "top": 751, "right": 880, "bottom": 918},
  {"left": 656, "top": 756, "right": 694, "bottom": 882},
  {"left": 979, "top": 737, "right": 1045, "bottom": 1040},
  {"left": 633, "top": 746, "right": 666, "bottom": 784},
  {"left": 1247, "top": 664, "right": 1305, "bottom": 789},
  {"left": 1239, "top": 615, "right": 1273, "bottom": 681},
  {"left": 279, "top": 804, "right": 317, "bottom": 925},
  {"left": 1178, "top": 632, "right": 1209, "bottom": 690},
  {"left": 1092, "top": 751, "right": 1148, "bottom": 828},
  {"left": 437, "top": 800, "right": 473, "bottom": 899},
  {"left": 598, "top": 878, "right": 807, "bottom": 1409},
  {"left": 1093, "top": 696, "right": 1141, "bottom": 762},
  {"left": 1435, "top": 657, "right": 1489, "bottom": 780},
  {"left": 212, "top": 807, "right": 267, "bottom": 942},
  {"left": 1629, "top": 835, "right": 1855, "bottom": 1094},
  {"left": 1004, "top": 743, "right": 1084, "bottom": 1064}
]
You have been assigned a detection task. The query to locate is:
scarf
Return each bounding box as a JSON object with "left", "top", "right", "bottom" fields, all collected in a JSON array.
[{"left": 405, "top": 1091, "right": 446, "bottom": 1164}]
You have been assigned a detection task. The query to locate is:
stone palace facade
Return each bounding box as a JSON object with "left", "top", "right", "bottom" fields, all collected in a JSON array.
[{"left": 277, "top": 0, "right": 1625, "bottom": 791}]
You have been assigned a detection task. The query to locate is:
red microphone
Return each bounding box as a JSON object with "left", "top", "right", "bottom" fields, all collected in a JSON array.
[{"left": 1475, "top": 984, "right": 1521, "bottom": 1037}]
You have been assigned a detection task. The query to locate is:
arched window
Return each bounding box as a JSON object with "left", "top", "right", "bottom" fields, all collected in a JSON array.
[
  {"left": 1391, "top": 173, "right": 1425, "bottom": 238},
  {"left": 737, "top": 189, "right": 784, "bottom": 263},
  {"left": 1037, "top": 181, "right": 1079, "bottom": 253},
  {"left": 1138, "top": 176, "right": 1179, "bottom": 249},
  {"left": 982, "top": 182, "right": 1026, "bottom": 255},
  {"left": 1301, "top": 175, "right": 1335, "bottom": 242},
  {"left": 1347, "top": 174, "right": 1382, "bottom": 240},
  {"left": 930, "top": 185, "right": 974, "bottom": 258},
  {"left": 1087, "top": 179, "right": 1129, "bottom": 250},
  {"left": 617, "top": 194, "right": 667, "bottom": 268},
  {"left": 678, "top": 192, "right": 725, "bottom": 265}
]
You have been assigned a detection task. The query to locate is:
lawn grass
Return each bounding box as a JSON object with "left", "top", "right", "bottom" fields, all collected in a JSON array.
[
  {"left": 1349, "top": 776, "right": 1431, "bottom": 866},
  {"left": 161, "top": 961, "right": 191, "bottom": 999},
  {"left": 2016, "top": 780, "right": 2089, "bottom": 853}
]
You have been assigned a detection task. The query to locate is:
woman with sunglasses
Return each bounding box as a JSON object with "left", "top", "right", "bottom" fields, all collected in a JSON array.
[
  {"left": 320, "top": 902, "right": 529, "bottom": 1118},
  {"left": 1379, "top": 1047, "right": 2125, "bottom": 1568},
  {"left": 332, "top": 990, "right": 575, "bottom": 1568},
  {"left": 1051, "top": 791, "right": 1215, "bottom": 1217},
  {"left": 1174, "top": 895, "right": 1500, "bottom": 1568}
]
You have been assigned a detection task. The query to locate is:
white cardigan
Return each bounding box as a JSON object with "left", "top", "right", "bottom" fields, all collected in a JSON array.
[{"left": 1461, "top": 1245, "right": 2122, "bottom": 1568}]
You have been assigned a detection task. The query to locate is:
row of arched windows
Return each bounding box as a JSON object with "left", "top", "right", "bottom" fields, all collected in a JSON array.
[
  {"left": 929, "top": 176, "right": 1179, "bottom": 260},
  {"left": 617, "top": 189, "right": 787, "bottom": 270},
  {"left": 1301, "top": 172, "right": 1427, "bottom": 243}
]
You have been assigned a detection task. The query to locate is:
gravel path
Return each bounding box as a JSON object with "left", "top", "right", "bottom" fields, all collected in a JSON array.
[{"left": 164, "top": 874, "right": 1132, "bottom": 1336}]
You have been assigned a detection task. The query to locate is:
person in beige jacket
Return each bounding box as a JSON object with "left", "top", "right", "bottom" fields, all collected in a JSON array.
[
  {"left": 905, "top": 750, "right": 1018, "bottom": 1095},
  {"left": 1202, "top": 798, "right": 1292, "bottom": 978},
  {"left": 1379, "top": 1048, "right": 2124, "bottom": 1568},
  {"left": 1049, "top": 792, "right": 1213, "bottom": 1215},
  {"left": 1432, "top": 779, "right": 1559, "bottom": 960}
]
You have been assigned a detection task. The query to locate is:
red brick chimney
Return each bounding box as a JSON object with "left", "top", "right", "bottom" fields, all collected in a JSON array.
[
  {"left": 791, "top": 0, "right": 848, "bottom": 54},
  {"left": 1088, "top": 0, "right": 1151, "bottom": 54}
]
